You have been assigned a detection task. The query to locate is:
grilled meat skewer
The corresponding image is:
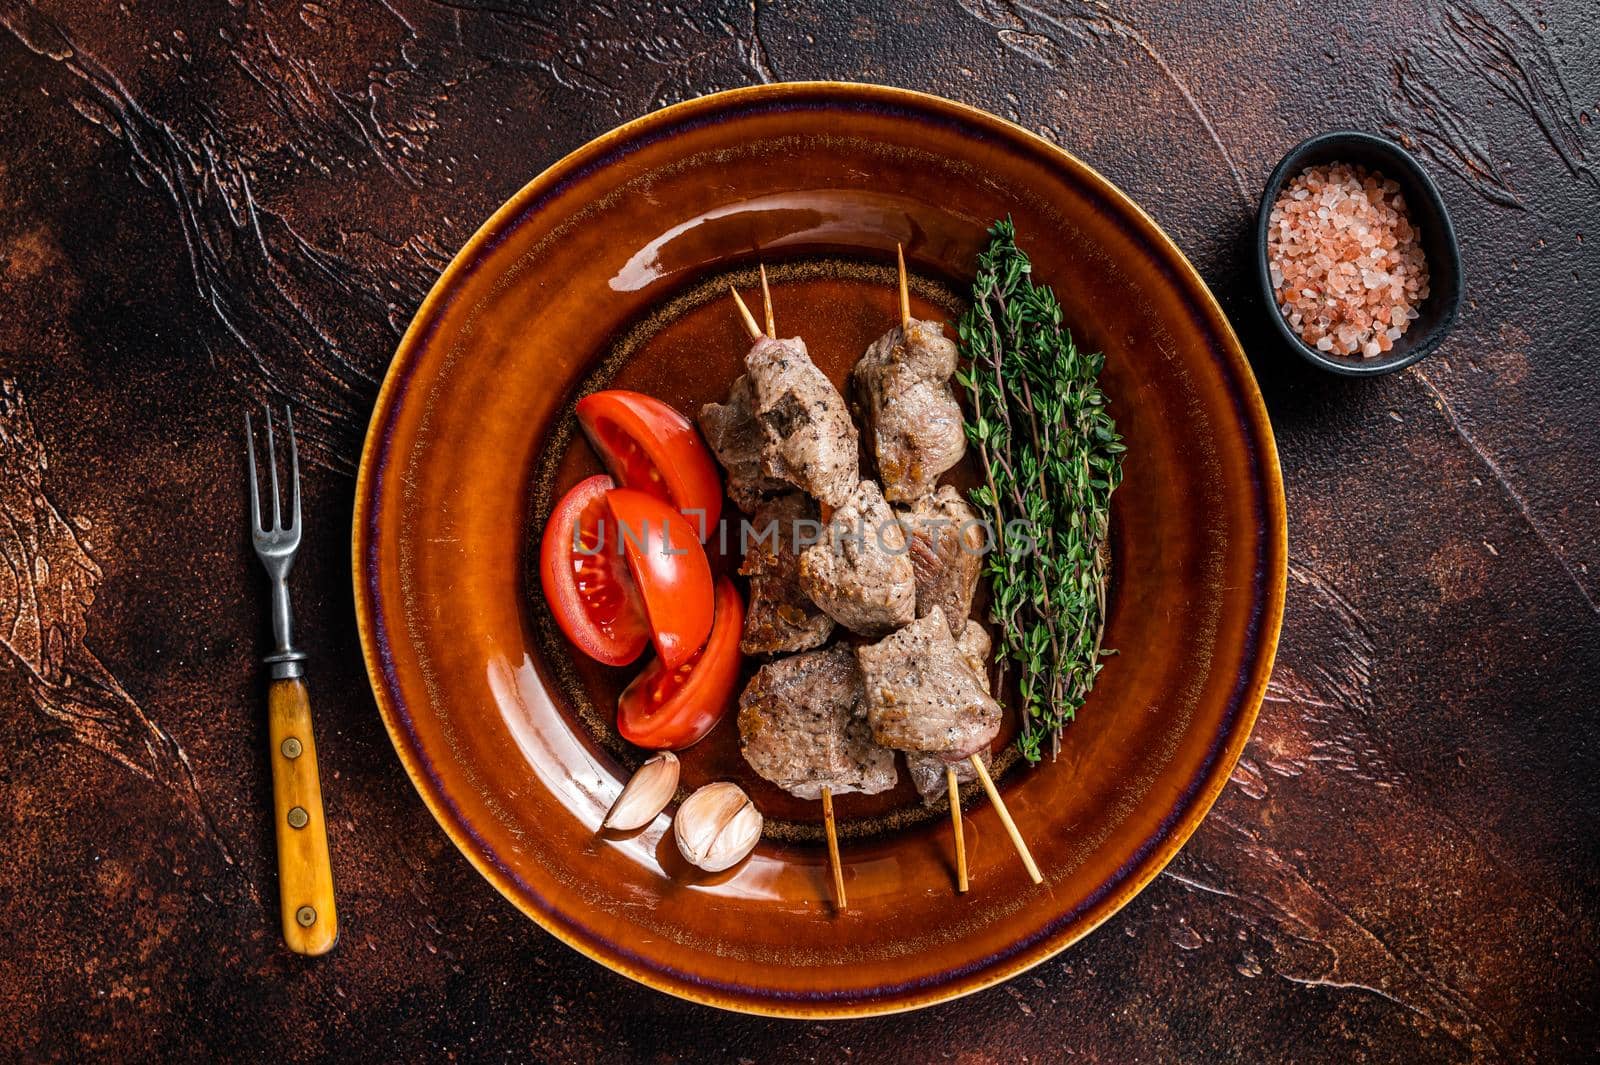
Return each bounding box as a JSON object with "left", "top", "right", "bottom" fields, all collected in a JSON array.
[
  {"left": 722, "top": 277, "right": 867, "bottom": 908},
  {"left": 858, "top": 608, "right": 1040, "bottom": 883},
  {"left": 702, "top": 270, "right": 860, "bottom": 512},
  {"left": 738, "top": 642, "right": 893, "bottom": 911},
  {"left": 858, "top": 607, "right": 1008, "bottom": 891}
]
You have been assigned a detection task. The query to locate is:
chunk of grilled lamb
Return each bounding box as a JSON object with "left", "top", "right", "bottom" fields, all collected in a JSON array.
[
  {"left": 798, "top": 479, "right": 916, "bottom": 636},
  {"left": 698, "top": 374, "right": 788, "bottom": 513},
  {"left": 852, "top": 318, "right": 966, "bottom": 502},
  {"left": 744, "top": 336, "right": 859, "bottom": 508},
  {"left": 899, "top": 485, "right": 985, "bottom": 637},
  {"left": 856, "top": 608, "right": 1002, "bottom": 760},
  {"left": 738, "top": 644, "right": 897, "bottom": 801},
  {"left": 739, "top": 492, "right": 834, "bottom": 655}
]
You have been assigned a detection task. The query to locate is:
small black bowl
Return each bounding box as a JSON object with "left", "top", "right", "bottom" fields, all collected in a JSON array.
[{"left": 1255, "top": 131, "right": 1462, "bottom": 377}]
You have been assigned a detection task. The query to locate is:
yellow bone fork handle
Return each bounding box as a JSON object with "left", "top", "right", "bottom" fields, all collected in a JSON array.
[{"left": 268, "top": 677, "right": 338, "bottom": 954}]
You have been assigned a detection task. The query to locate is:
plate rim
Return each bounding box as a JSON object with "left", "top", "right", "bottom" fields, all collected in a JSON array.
[{"left": 352, "top": 80, "right": 1287, "bottom": 1017}]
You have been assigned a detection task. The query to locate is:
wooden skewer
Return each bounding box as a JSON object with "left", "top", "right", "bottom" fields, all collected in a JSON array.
[
  {"left": 970, "top": 754, "right": 1042, "bottom": 884},
  {"left": 821, "top": 786, "right": 847, "bottom": 909},
  {"left": 896, "top": 242, "right": 911, "bottom": 333},
  {"left": 947, "top": 766, "right": 968, "bottom": 893},
  {"left": 730, "top": 285, "right": 763, "bottom": 341},
  {"left": 758, "top": 263, "right": 776, "bottom": 338}
]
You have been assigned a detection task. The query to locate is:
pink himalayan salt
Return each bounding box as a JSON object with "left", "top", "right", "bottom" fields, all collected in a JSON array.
[{"left": 1267, "top": 162, "right": 1430, "bottom": 358}]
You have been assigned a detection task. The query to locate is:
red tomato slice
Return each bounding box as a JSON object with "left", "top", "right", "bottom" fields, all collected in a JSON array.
[
  {"left": 605, "top": 488, "right": 714, "bottom": 669},
  {"left": 538, "top": 475, "right": 649, "bottom": 667},
  {"left": 619, "top": 577, "right": 745, "bottom": 750},
  {"left": 577, "top": 390, "right": 722, "bottom": 538}
]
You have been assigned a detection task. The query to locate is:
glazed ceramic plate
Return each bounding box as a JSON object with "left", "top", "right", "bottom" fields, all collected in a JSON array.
[{"left": 354, "top": 83, "right": 1285, "bottom": 1016}]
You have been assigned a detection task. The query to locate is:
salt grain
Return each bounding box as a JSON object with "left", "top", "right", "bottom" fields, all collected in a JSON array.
[{"left": 1267, "top": 162, "right": 1429, "bottom": 358}]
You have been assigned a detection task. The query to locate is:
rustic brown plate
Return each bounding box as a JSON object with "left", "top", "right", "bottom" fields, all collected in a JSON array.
[{"left": 353, "top": 83, "right": 1285, "bottom": 1017}]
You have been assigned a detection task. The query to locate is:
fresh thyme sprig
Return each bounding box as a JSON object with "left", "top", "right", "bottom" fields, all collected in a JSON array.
[{"left": 956, "top": 219, "right": 1125, "bottom": 763}]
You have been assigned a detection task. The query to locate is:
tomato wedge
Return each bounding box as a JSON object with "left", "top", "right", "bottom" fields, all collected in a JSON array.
[
  {"left": 605, "top": 488, "right": 714, "bottom": 669},
  {"left": 619, "top": 577, "right": 744, "bottom": 749},
  {"left": 538, "top": 475, "right": 649, "bottom": 667},
  {"left": 577, "top": 390, "right": 722, "bottom": 538}
]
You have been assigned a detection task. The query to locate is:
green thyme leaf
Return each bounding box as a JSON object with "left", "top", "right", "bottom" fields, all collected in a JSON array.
[{"left": 958, "top": 218, "right": 1124, "bottom": 763}]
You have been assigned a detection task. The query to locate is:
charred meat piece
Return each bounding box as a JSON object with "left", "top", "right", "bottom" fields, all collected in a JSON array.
[
  {"left": 744, "top": 336, "right": 859, "bottom": 508},
  {"left": 900, "top": 485, "right": 985, "bottom": 637},
  {"left": 856, "top": 608, "right": 1002, "bottom": 760},
  {"left": 905, "top": 620, "right": 995, "bottom": 803},
  {"left": 738, "top": 644, "right": 898, "bottom": 800},
  {"left": 852, "top": 318, "right": 966, "bottom": 502},
  {"left": 798, "top": 479, "right": 916, "bottom": 636},
  {"left": 739, "top": 493, "right": 835, "bottom": 655},
  {"left": 698, "top": 375, "right": 788, "bottom": 513}
]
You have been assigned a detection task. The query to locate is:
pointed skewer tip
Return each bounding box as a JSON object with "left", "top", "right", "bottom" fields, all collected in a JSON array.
[
  {"left": 896, "top": 243, "right": 911, "bottom": 333},
  {"left": 758, "top": 263, "right": 775, "bottom": 338},
  {"left": 730, "top": 285, "right": 763, "bottom": 341}
]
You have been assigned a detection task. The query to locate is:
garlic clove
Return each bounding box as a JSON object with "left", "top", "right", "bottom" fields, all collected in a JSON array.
[
  {"left": 674, "top": 782, "right": 763, "bottom": 872},
  {"left": 602, "top": 751, "right": 680, "bottom": 832}
]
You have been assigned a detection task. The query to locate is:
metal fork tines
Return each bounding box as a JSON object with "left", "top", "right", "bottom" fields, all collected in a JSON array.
[{"left": 246, "top": 406, "right": 308, "bottom": 680}]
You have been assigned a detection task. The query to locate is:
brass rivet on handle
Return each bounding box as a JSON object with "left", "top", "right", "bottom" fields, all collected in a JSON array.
[
  {"left": 287, "top": 806, "right": 310, "bottom": 829},
  {"left": 280, "top": 737, "right": 303, "bottom": 759},
  {"left": 296, "top": 905, "right": 316, "bottom": 927}
]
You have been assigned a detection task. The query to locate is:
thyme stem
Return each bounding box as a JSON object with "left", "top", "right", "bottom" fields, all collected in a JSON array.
[{"left": 956, "top": 219, "right": 1125, "bottom": 764}]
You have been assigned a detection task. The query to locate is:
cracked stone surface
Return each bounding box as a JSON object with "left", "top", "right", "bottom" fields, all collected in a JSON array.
[{"left": 0, "top": 0, "right": 1595, "bottom": 1060}]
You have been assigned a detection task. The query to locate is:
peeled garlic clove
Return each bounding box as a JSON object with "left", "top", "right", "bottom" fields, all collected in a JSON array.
[
  {"left": 675, "top": 782, "right": 762, "bottom": 872},
  {"left": 603, "top": 751, "right": 680, "bottom": 832}
]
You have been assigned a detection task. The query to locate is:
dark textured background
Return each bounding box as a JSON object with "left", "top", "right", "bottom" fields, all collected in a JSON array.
[{"left": 1, "top": 1, "right": 1596, "bottom": 1061}]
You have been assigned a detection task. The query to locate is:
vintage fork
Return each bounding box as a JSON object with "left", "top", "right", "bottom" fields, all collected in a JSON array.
[{"left": 246, "top": 406, "right": 338, "bottom": 956}]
